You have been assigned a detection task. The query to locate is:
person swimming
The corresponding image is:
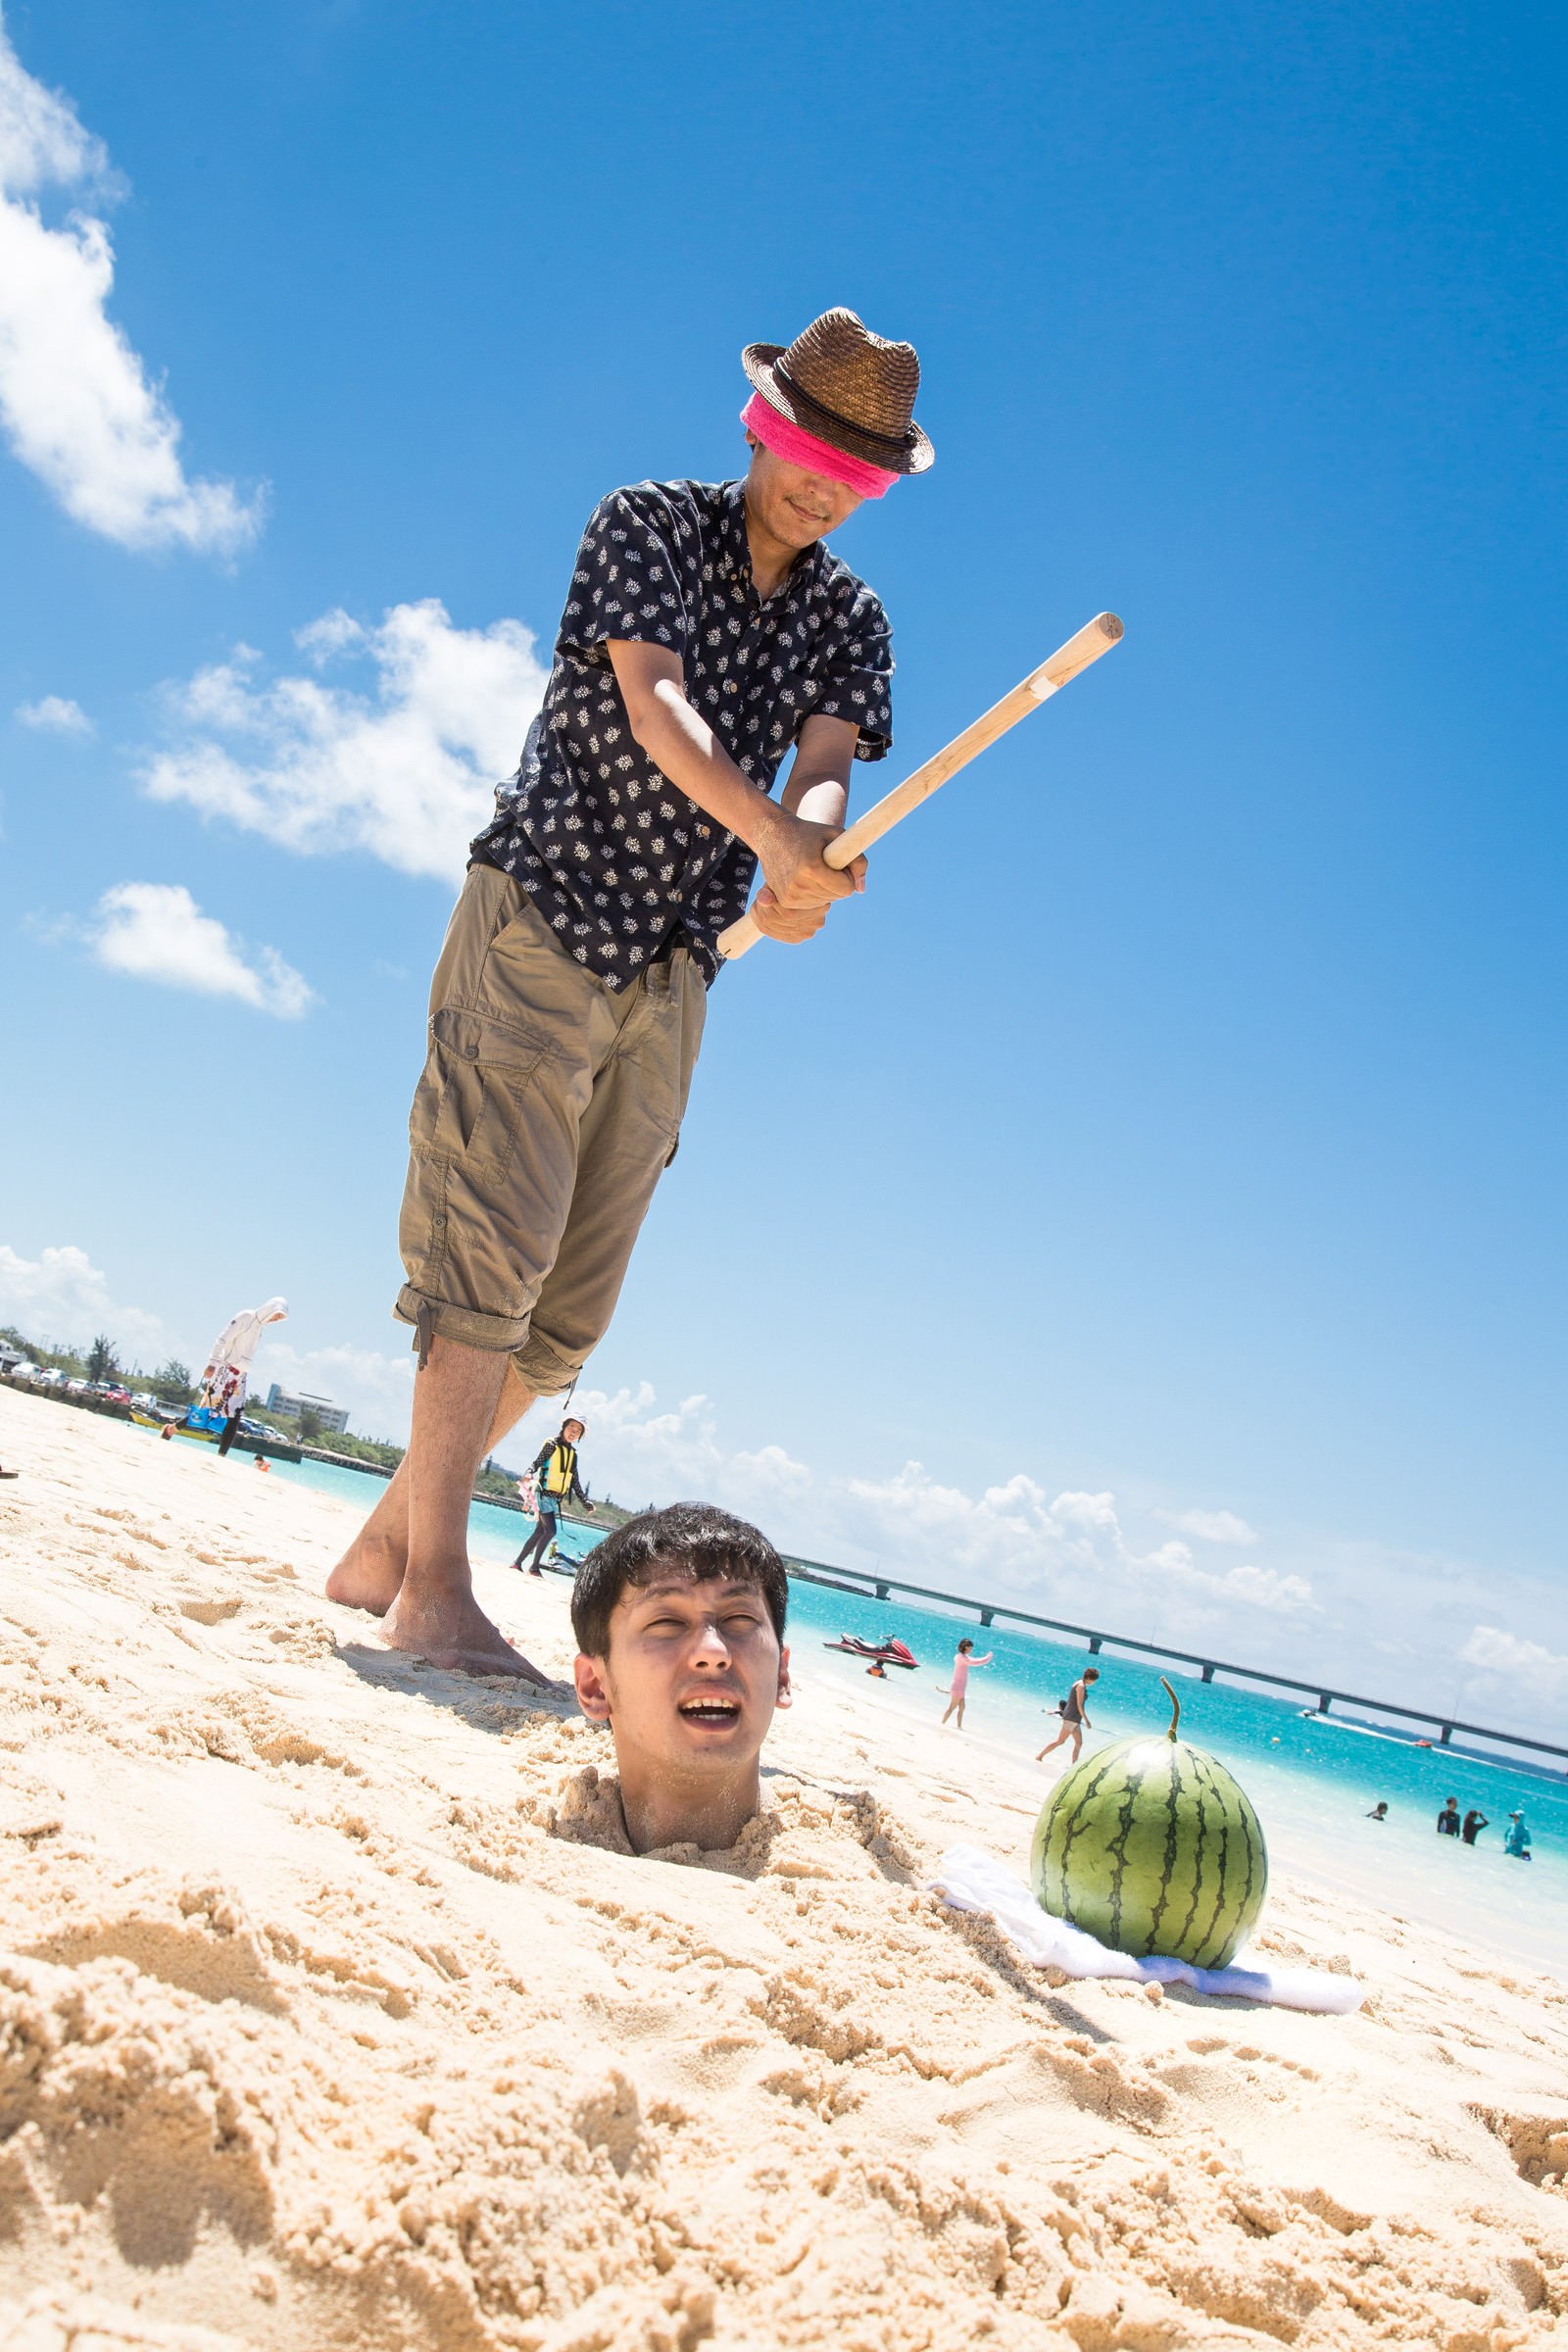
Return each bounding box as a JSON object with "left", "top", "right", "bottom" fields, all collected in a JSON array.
[
  {"left": 1366, "top": 1801, "right": 1389, "bottom": 1821},
  {"left": 1461, "top": 1808, "right": 1489, "bottom": 1845}
]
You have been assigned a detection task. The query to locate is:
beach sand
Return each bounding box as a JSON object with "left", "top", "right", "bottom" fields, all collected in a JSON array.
[{"left": 2, "top": 1386, "right": 1566, "bottom": 2350}]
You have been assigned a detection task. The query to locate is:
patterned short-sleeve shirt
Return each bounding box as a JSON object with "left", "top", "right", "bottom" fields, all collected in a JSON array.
[{"left": 470, "top": 476, "right": 893, "bottom": 987}]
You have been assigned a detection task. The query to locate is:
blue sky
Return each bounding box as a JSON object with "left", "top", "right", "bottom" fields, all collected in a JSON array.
[{"left": 1, "top": 1, "right": 1563, "bottom": 1733}]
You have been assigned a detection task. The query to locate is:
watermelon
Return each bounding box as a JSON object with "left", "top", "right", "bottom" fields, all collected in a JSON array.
[{"left": 1030, "top": 1678, "right": 1267, "bottom": 1967}]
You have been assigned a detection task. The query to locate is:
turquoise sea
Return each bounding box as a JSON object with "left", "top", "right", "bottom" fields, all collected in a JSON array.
[{"left": 258, "top": 1450, "right": 1566, "bottom": 1980}]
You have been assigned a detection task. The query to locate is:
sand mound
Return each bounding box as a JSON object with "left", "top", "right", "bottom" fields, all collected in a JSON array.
[{"left": 2, "top": 1390, "right": 1566, "bottom": 2348}]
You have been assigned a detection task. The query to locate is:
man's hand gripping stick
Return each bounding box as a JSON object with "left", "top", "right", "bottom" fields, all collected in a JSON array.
[{"left": 716, "top": 611, "right": 1124, "bottom": 961}]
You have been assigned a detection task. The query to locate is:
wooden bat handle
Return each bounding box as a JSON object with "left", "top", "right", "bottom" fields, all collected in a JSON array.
[{"left": 716, "top": 612, "right": 1122, "bottom": 962}]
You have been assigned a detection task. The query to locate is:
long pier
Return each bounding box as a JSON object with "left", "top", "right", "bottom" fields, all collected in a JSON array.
[{"left": 783, "top": 1556, "right": 1568, "bottom": 1769}]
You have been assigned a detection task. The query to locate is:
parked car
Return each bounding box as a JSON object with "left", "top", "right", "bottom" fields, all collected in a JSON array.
[{"left": 9, "top": 1363, "right": 38, "bottom": 1381}]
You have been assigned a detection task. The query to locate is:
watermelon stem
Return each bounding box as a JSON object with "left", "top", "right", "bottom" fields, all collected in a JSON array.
[{"left": 1159, "top": 1676, "right": 1181, "bottom": 1741}]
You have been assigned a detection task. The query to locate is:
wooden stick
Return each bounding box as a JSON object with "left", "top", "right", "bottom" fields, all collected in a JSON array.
[{"left": 715, "top": 612, "right": 1123, "bottom": 960}]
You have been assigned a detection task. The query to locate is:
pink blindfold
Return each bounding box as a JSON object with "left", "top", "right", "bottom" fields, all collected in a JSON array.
[{"left": 741, "top": 391, "right": 900, "bottom": 500}]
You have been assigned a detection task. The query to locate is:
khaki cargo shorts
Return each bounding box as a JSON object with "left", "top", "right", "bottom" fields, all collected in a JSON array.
[{"left": 395, "top": 862, "right": 706, "bottom": 1395}]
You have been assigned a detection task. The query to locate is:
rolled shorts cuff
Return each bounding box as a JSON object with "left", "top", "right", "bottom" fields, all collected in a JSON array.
[
  {"left": 510, "top": 1328, "right": 583, "bottom": 1397},
  {"left": 393, "top": 1285, "right": 531, "bottom": 1355}
]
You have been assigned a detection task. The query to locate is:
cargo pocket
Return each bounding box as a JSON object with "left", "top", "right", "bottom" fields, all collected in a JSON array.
[{"left": 423, "top": 1009, "right": 547, "bottom": 1178}]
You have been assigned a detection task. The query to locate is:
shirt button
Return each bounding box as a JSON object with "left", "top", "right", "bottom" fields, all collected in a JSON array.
[{"left": 724, "top": 680, "right": 737, "bottom": 693}]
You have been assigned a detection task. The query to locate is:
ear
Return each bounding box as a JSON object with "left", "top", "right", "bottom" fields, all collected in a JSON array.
[
  {"left": 774, "top": 1643, "right": 792, "bottom": 1712},
  {"left": 573, "top": 1652, "right": 612, "bottom": 1723}
]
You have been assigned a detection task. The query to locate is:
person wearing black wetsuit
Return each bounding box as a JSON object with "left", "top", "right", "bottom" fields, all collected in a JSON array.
[
  {"left": 1437, "top": 1798, "right": 1461, "bottom": 1837},
  {"left": 1461, "top": 1808, "right": 1489, "bottom": 1845}
]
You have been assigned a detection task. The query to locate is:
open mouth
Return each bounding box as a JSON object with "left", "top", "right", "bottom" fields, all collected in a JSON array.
[{"left": 677, "top": 1696, "right": 742, "bottom": 1727}]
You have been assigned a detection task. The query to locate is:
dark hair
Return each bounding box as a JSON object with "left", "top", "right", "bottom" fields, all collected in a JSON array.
[
  {"left": 570, "top": 1501, "right": 788, "bottom": 1658},
  {"left": 1083, "top": 1666, "right": 1100, "bottom": 1680},
  {"left": 957, "top": 1638, "right": 974, "bottom": 1654}
]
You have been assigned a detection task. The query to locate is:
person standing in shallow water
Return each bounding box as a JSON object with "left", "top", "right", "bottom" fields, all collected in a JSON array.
[
  {"left": 940, "top": 1639, "right": 992, "bottom": 1730},
  {"left": 1037, "top": 1665, "right": 1099, "bottom": 1764},
  {"left": 513, "top": 1417, "right": 594, "bottom": 1575},
  {"left": 323, "top": 310, "right": 932, "bottom": 1678}
]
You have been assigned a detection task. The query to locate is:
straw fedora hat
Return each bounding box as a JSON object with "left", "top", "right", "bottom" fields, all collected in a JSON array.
[{"left": 743, "top": 308, "right": 933, "bottom": 475}]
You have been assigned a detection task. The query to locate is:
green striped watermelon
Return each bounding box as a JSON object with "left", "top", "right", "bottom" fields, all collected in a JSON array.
[{"left": 1030, "top": 1679, "right": 1267, "bottom": 1967}]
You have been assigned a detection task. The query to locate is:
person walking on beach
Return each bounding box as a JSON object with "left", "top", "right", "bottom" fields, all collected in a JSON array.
[
  {"left": 1504, "top": 1810, "right": 1533, "bottom": 1860},
  {"left": 513, "top": 1417, "right": 594, "bottom": 1575},
  {"left": 1461, "top": 1807, "right": 1489, "bottom": 1845},
  {"left": 1037, "top": 1665, "right": 1099, "bottom": 1764},
  {"left": 163, "top": 1298, "right": 287, "bottom": 1455},
  {"left": 939, "top": 1638, "right": 993, "bottom": 1730},
  {"left": 1437, "top": 1797, "right": 1461, "bottom": 1837},
  {"left": 325, "top": 309, "right": 930, "bottom": 1678}
]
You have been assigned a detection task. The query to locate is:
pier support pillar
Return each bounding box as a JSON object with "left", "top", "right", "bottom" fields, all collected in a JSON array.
[
  {"left": 1088, "top": 1635, "right": 1102, "bottom": 1653},
  {"left": 1318, "top": 1693, "right": 1332, "bottom": 1715},
  {"left": 874, "top": 1582, "right": 889, "bottom": 1601},
  {"left": 979, "top": 1606, "right": 995, "bottom": 1628},
  {"left": 1440, "top": 1722, "right": 1453, "bottom": 1745},
  {"left": 1200, "top": 1663, "right": 1215, "bottom": 1684}
]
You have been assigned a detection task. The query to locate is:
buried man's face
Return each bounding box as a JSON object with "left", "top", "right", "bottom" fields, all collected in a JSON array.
[{"left": 572, "top": 1570, "right": 791, "bottom": 1793}]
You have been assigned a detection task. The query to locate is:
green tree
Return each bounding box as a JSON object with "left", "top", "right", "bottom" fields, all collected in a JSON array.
[
  {"left": 152, "top": 1357, "right": 195, "bottom": 1402},
  {"left": 297, "top": 1404, "right": 323, "bottom": 1443},
  {"left": 85, "top": 1334, "right": 120, "bottom": 1384}
]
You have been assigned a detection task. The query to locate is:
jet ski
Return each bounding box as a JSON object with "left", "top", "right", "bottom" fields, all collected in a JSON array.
[{"left": 823, "top": 1635, "right": 919, "bottom": 1669}]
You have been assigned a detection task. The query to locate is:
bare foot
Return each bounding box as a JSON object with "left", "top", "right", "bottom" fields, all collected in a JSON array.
[
  {"left": 380, "top": 1583, "right": 553, "bottom": 1683},
  {"left": 325, "top": 1531, "right": 407, "bottom": 1616}
]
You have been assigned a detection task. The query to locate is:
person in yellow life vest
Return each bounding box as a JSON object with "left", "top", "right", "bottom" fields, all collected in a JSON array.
[{"left": 513, "top": 1417, "right": 595, "bottom": 1575}]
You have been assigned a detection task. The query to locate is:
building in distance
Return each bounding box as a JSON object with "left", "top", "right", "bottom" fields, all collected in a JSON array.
[{"left": 265, "top": 1385, "right": 349, "bottom": 1435}]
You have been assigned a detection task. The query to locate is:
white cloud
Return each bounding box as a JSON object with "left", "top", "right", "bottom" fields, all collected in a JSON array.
[
  {"left": 489, "top": 1386, "right": 1317, "bottom": 1645},
  {"left": 1209, "top": 1561, "right": 1314, "bottom": 1615},
  {"left": 141, "top": 602, "right": 547, "bottom": 883},
  {"left": 1157, "top": 1505, "right": 1258, "bottom": 1546},
  {"left": 0, "top": 12, "right": 262, "bottom": 553},
  {"left": 1461, "top": 1625, "right": 1568, "bottom": 1703},
  {"left": 90, "top": 882, "right": 314, "bottom": 1018},
  {"left": 0, "top": 1242, "right": 171, "bottom": 1361},
  {"left": 16, "top": 692, "right": 92, "bottom": 735}
]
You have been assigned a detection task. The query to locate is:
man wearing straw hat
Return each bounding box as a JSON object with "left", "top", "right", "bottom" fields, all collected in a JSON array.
[{"left": 328, "top": 310, "right": 932, "bottom": 1677}]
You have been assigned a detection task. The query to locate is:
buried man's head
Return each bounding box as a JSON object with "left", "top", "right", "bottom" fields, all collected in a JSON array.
[{"left": 570, "top": 1503, "right": 791, "bottom": 1855}]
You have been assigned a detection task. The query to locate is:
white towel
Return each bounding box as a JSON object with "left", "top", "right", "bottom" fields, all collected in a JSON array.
[{"left": 932, "top": 1844, "right": 1364, "bottom": 2014}]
